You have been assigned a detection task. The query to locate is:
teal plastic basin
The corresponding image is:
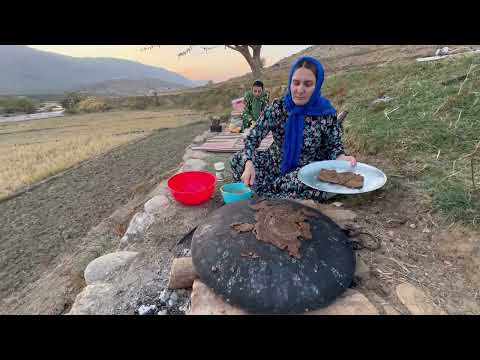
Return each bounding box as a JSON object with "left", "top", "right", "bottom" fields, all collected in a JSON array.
[{"left": 220, "top": 182, "right": 252, "bottom": 204}]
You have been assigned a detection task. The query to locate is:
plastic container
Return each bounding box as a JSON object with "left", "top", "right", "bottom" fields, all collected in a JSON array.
[
  {"left": 214, "top": 162, "right": 225, "bottom": 182},
  {"left": 231, "top": 97, "right": 245, "bottom": 112},
  {"left": 167, "top": 171, "right": 216, "bottom": 205},
  {"left": 220, "top": 182, "right": 252, "bottom": 204}
]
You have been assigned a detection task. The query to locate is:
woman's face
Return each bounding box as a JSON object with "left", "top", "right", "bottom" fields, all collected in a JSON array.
[
  {"left": 290, "top": 67, "right": 316, "bottom": 106},
  {"left": 252, "top": 86, "right": 263, "bottom": 97}
]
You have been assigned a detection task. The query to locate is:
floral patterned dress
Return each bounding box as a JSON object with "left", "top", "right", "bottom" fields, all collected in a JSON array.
[{"left": 231, "top": 98, "right": 346, "bottom": 201}]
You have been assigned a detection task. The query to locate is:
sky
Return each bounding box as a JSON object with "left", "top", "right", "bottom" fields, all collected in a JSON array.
[{"left": 28, "top": 45, "right": 311, "bottom": 83}]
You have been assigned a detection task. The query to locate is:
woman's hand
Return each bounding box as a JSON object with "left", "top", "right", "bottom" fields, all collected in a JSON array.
[
  {"left": 241, "top": 160, "right": 256, "bottom": 186},
  {"left": 336, "top": 154, "right": 357, "bottom": 167}
]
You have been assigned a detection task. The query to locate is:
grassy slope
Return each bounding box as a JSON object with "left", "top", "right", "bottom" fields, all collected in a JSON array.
[{"left": 325, "top": 54, "right": 479, "bottom": 226}]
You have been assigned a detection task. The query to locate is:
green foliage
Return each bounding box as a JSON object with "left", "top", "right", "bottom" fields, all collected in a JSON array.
[
  {"left": 0, "top": 97, "right": 37, "bottom": 114},
  {"left": 61, "top": 92, "right": 87, "bottom": 113}
]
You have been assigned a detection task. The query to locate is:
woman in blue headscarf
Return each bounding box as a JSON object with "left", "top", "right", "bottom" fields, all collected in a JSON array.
[{"left": 230, "top": 56, "right": 356, "bottom": 201}]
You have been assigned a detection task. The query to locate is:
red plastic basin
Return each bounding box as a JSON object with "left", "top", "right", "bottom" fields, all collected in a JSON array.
[{"left": 167, "top": 171, "right": 216, "bottom": 205}]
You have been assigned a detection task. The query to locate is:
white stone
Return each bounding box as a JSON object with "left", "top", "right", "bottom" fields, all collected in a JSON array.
[
  {"left": 138, "top": 304, "right": 157, "bottom": 315},
  {"left": 122, "top": 212, "right": 154, "bottom": 238},
  {"left": 144, "top": 195, "right": 170, "bottom": 214},
  {"left": 183, "top": 149, "right": 209, "bottom": 162},
  {"left": 84, "top": 251, "right": 138, "bottom": 285},
  {"left": 157, "top": 310, "right": 168, "bottom": 315},
  {"left": 188, "top": 280, "right": 378, "bottom": 315},
  {"left": 409, "top": 223, "right": 416, "bottom": 229},
  {"left": 67, "top": 283, "right": 116, "bottom": 315},
  {"left": 169, "top": 292, "right": 178, "bottom": 302},
  {"left": 192, "top": 135, "right": 205, "bottom": 144},
  {"left": 181, "top": 158, "right": 207, "bottom": 171},
  {"left": 159, "top": 289, "right": 171, "bottom": 303},
  {"left": 395, "top": 283, "right": 446, "bottom": 315}
]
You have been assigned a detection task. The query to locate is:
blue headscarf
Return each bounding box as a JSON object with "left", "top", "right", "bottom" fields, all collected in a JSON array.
[{"left": 280, "top": 56, "right": 337, "bottom": 175}]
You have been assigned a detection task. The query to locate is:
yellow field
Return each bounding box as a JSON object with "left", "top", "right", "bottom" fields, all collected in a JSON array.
[{"left": 0, "top": 109, "right": 206, "bottom": 198}]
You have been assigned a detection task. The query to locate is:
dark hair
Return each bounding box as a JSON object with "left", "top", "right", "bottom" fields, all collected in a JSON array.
[
  {"left": 252, "top": 80, "right": 264, "bottom": 89},
  {"left": 294, "top": 60, "right": 317, "bottom": 77}
]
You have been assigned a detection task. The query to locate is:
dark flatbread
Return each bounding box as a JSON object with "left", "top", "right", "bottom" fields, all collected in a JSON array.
[
  {"left": 318, "top": 169, "right": 364, "bottom": 189},
  {"left": 252, "top": 202, "right": 312, "bottom": 259}
]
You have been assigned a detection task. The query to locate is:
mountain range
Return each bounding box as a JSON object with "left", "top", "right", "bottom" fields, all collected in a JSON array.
[{"left": 0, "top": 45, "right": 207, "bottom": 96}]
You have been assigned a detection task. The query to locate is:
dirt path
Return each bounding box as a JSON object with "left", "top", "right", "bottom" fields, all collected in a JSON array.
[{"left": 0, "top": 120, "right": 209, "bottom": 310}]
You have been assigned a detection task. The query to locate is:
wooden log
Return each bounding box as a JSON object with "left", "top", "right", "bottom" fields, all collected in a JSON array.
[{"left": 167, "top": 257, "right": 198, "bottom": 289}]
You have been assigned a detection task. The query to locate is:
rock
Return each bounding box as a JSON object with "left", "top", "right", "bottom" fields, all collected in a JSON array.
[
  {"left": 387, "top": 231, "right": 395, "bottom": 238},
  {"left": 168, "top": 299, "right": 176, "bottom": 307},
  {"left": 138, "top": 304, "right": 157, "bottom": 315},
  {"left": 123, "top": 212, "right": 155, "bottom": 238},
  {"left": 383, "top": 305, "right": 401, "bottom": 315},
  {"left": 370, "top": 294, "right": 401, "bottom": 315},
  {"left": 84, "top": 251, "right": 138, "bottom": 285},
  {"left": 144, "top": 195, "right": 170, "bottom": 214},
  {"left": 159, "top": 289, "right": 171, "bottom": 303},
  {"left": 395, "top": 283, "right": 446, "bottom": 315},
  {"left": 409, "top": 223, "right": 416, "bottom": 229},
  {"left": 157, "top": 309, "right": 168, "bottom": 315},
  {"left": 435, "top": 47, "right": 449, "bottom": 56},
  {"left": 332, "top": 202, "right": 343, "bottom": 207},
  {"left": 189, "top": 280, "right": 378, "bottom": 315},
  {"left": 183, "top": 149, "right": 209, "bottom": 162},
  {"left": 181, "top": 158, "right": 207, "bottom": 171},
  {"left": 148, "top": 182, "right": 169, "bottom": 198},
  {"left": 176, "top": 289, "right": 188, "bottom": 297},
  {"left": 67, "top": 283, "right": 116, "bottom": 315},
  {"left": 371, "top": 95, "right": 394, "bottom": 106},
  {"left": 169, "top": 292, "right": 178, "bottom": 302},
  {"left": 192, "top": 135, "right": 205, "bottom": 144},
  {"left": 189, "top": 280, "right": 248, "bottom": 315},
  {"left": 306, "top": 290, "right": 379, "bottom": 315}
]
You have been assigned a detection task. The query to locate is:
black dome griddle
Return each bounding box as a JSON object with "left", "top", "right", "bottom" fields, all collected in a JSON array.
[{"left": 191, "top": 199, "right": 355, "bottom": 314}]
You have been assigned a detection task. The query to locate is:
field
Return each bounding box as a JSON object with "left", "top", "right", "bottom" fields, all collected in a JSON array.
[{"left": 0, "top": 109, "right": 205, "bottom": 198}]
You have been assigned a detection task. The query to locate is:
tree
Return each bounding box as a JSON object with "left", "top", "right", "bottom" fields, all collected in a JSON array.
[
  {"left": 61, "top": 92, "right": 86, "bottom": 113},
  {"left": 145, "top": 45, "right": 265, "bottom": 79}
]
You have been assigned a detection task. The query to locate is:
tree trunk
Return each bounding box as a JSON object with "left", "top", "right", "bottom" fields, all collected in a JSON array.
[{"left": 227, "top": 45, "right": 263, "bottom": 79}]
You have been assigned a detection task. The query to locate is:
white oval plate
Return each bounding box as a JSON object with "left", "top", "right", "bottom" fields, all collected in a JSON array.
[{"left": 298, "top": 160, "right": 387, "bottom": 194}]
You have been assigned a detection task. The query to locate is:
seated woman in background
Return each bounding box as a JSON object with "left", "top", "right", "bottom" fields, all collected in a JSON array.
[
  {"left": 241, "top": 80, "right": 270, "bottom": 131},
  {"left": 231, "top": 56, "right": 356, "bottom": 201}
]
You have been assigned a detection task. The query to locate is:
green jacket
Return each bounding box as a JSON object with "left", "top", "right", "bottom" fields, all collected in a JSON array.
[{"left": 241, "top": 90, "right": 270, "bottom": 130}]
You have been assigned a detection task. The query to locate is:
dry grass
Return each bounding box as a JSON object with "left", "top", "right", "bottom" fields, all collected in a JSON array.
[{"left": 0, "top": 109, "right": 206, "bottom": 198}]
